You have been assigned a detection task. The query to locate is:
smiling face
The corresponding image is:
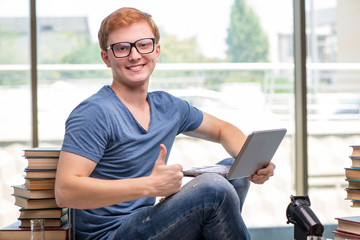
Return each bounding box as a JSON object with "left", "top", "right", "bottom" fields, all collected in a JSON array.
[{"left": 101, "top": 21, "right": 161, "bottom": 89}]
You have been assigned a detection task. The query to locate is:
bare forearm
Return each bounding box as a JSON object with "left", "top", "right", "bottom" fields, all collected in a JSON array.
[
  {"left": 55, "top": 147, "right": 182, "bottom": 209},
  {"left": 186, "top": 112, "right": 247, "bottom": 158},
  {"left": 55, "top": 175, "right": 154, "bottom": 209},
  {"left": 219, "top": 122, "right": 247, "bottom": 157}
]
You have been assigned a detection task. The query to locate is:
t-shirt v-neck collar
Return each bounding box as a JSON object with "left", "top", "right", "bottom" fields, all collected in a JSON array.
[{"left": 110, "top": 87, "right": 152, "bottom": 133}]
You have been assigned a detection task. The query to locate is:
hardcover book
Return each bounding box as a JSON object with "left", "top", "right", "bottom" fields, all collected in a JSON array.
[
  {"left": 24, "top": 178, "right": 55, "bottom": 190},
  {"left": 345, "top": 167, "right": 360, "bottom": 181},
  {"left": 24, "top": 169, "right": 57, "bottom": 179},
  {"left": 335, "top": 216, "right": 360, "bottom": 235},
  {"left": 333, "top": 229, "right": 360, "bottom": 240},
  {"left": 351, "top": 200, "right": 360, "bottom": 207},
  {"left": 12, "top": 185, "right": 55, "bottom": 199},
  {"left": 18, "top": 214, "right": 68, "bottom": 228},
  {"left": 0, "top": 221, "right": 69, "bottom": 240},
  {"left": 19, "top": 208, "right": 67, "bottom": 219},
  {"left": 346, "top": 179, "right": 360, "bottom": 189},
  {"left": 345, "top": 188, "right": 360, "bottom": 201},
  {"left": 351, "top": 145, "right": 360, "bottom": 157},
  {"left": 23, "top": 147, "right": 61, "bottom": 157},
  {"left": 350, "top": 156, "right": 360, "bottom": 168},
  {"left": 13, "top": 196, "right": 59, "bottom": 209},
  {"left": 25, "top": 157, "right": 59, "bottom": 170}
]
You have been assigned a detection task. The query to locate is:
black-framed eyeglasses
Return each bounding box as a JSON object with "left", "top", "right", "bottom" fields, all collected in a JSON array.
[{"left": 106, "top": 38, "right": 156, "bottom": 58}]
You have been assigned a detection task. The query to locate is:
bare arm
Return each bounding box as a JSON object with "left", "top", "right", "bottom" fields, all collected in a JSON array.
[
  {"left": 55, "top": 144, "right": 183, "bottom": 209},
  {"left": 185, "top": 111, "right": 275, "bottom": 184},
  {"left": 184, "top": 112, "right": 247, "bottom": 158}
]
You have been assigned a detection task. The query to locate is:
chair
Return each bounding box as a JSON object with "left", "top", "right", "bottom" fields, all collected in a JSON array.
[{"left": 68, "top": 208, "right": 76, "bottom": 240}]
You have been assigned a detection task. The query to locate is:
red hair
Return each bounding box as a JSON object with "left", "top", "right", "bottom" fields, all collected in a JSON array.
[{"left": 98, "top": 7, "right": 160, "bottom": 51}]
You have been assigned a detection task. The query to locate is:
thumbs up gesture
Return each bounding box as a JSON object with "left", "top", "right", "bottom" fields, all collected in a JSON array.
[{"left": 149, "top": 144, "right": 183, "bottom": 197}]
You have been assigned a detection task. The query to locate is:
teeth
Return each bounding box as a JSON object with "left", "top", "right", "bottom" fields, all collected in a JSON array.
[{"left": 129, "top": 65, "right": 142, "bottom": 70}]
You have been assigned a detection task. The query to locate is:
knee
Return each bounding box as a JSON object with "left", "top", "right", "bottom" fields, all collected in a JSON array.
[
  {"left": 230, "top": 177, "right": 250, "bottom": 193},
  {"left": 216, "top": 157, "right": 235, "bottom": 166},
  {"left": 194, "top": 173, "right": 240, "bottom": 207}
]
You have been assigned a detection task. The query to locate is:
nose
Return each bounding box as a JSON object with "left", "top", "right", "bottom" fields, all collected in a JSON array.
[{"left": 128, "top": 46, "right": 141, "bottom": 60}]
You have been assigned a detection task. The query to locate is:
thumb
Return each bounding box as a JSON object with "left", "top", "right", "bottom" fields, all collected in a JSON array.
[{"left": 154, "top": 144, "right": 167, "bottom": 167}]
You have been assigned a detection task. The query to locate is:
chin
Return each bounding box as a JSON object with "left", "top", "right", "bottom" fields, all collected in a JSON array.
[{"left": 129, "top": 78, "right": 149, "bottom": 87}]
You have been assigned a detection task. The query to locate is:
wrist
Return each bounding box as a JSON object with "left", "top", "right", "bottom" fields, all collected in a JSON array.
[{"left": 142, "top": 175, "right": 157, "bottom": 197}]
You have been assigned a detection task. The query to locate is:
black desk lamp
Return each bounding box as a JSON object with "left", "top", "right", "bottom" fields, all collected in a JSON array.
[{"left": 286, "top": 195, "right": 324, "bottom": 240}]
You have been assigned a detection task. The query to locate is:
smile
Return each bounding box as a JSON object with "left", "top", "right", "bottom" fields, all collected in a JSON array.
[{"left": 127, "top": 64, "right": 144, "bottom": 71}]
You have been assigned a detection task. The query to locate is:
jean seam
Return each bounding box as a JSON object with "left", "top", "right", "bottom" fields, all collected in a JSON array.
[{"left": 148, "top": 208, "right": 204, "bottom": 240}]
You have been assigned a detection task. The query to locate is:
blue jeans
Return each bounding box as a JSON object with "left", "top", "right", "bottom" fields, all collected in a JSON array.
[{"left": 112, "top": 159, "right": 251, "bottom": 240}]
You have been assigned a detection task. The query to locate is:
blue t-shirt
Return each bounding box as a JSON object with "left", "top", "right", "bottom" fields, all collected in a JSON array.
[{"left": 61, "top": 86, "right": 203, "bottom": 239}]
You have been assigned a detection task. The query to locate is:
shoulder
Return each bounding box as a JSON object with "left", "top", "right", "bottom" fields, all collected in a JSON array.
[
  {"left": 148, "top": 91, "right": 187, "bottom": 107},
  {"left": 66, "top": 86, "right": 116, "bottom": 125},
  {"left": 82, "top": 86, "right": 115, "bottom": 107},
  {"left": 148, "top": 90, "right": 175, "bottom": 100},
  {"left": 71, "top": 86, "right": 115, "bottom": 114},
  {"left": 148, "top": 91, "right": 203, "bottom": 127}
]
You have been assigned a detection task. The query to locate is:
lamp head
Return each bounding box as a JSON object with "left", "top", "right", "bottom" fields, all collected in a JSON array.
[{"left": 286, "top": 195, "right": 324, "bottom": 237}]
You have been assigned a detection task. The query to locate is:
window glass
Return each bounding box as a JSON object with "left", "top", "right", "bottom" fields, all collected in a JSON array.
[
  {"left": 40, "top": 0, "right": 296, "bottom": 228},
  {"left": 0, "top": 0, "right": 296, "bottom": 230},
  {"left": 306, "top": 0, "right": 360, "bottom": 224},
  {"left": 0, "top": 0, "right": 31, "bottom": 228}
]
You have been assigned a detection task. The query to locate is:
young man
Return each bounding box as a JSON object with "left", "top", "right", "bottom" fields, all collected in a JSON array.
[{"left": 55, "top": 7, "right": 275, "bottom": 240}]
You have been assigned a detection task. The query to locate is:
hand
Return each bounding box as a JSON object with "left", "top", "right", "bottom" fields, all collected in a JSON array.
[
  {"left": 246, "top": 162, "right": 276, "bottom": 184},
  {"left": 149, "top": 144, "right": 183, "bottom": 197}
]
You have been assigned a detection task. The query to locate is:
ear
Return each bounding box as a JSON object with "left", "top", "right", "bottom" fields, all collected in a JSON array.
[
  {"left": 155, "top": 44, "right": 161, "bottom": 63},
  {"left": 101, "top": 50, "right": 111, "bottom": 68}
]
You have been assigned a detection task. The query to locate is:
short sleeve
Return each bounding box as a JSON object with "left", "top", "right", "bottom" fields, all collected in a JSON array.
[
  {"left": 170, "top": 94, "right": 204, "bottom": 134},
  {"left": 61, "top": 101, "right": 110, "bottom": 162}
]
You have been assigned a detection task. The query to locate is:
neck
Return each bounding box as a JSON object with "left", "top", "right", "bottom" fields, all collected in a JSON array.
[
  {"left": 110, "top": 81, "right": 148, "bottom": 107},
  {"left": 110, "top": 80, "right": 151, "bottom": 131}
]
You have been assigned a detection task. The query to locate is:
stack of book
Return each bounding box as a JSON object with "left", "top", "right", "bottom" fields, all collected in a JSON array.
[
  {"left": 345, "top": 145, "right": 360, "bottom": 207},
  {"left": 0, "top": 147, "right": 70, "bottom": 240},
  {"left": 333, "top": 145, "right": 360, "bottom": 240},
  {"left": 333, "top": 216, "right": 360, "bottom": 240}
]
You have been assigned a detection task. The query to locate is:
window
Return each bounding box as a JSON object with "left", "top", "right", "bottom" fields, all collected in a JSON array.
[
  {"left": 1, "top": 0, "right": 359, "bottom": 235},
  {"left": 306, "top": 0, "right": 360, "bottom": 224},
  {"left": 0, "top": 0, "right": 31, "bottom": 227}
]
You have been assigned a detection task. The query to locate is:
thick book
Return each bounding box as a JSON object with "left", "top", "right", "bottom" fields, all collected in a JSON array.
[
  {"left": 19, "top": 208, "right": 67, "bottom": 219},
  {"left": 345, "top": 167, "right": 360, "bottom": 181},
  {"left": 25, "top": 168, "right": 57, "bottom": 179},
  {"left": 350, "top": 156, "right": 360, "bottom": 168},
  {"left": 19, "top": 214, "right": 68, "bottom": 228},
  {"left": 351, "top": 145, "right": 360, "bottom": 157},
  {"left": 336, "top": 216, "right": 360, "bottom": 235},
  {"left": 24, "top": 178, "right": 55, "bottom": 190},
  {"left": 13, "top": 195, "right": 59, "bottom": 209},
  {"left": 23, "top": 147, "right": 61, "bottom": 157},
  {"left": 333, "top": 229, "right": 360, "bottom": 240},
  {"left": 346, "top": 179, "right": 360, "bottom": 189},
  {"left": 346, "top": 188, "right": 360, "bottom": 201},
  {"left": 25, "top": 157, "right": 59, "bottom": 170},
  {"left": 0, "top": 221, "right": 69, "bottom": 240},
  {"left": 12, "top": 185, "right": 55, "bottom": 199},
  {"left": 352, "top": 200, "right": 360, "bottom": 207}
]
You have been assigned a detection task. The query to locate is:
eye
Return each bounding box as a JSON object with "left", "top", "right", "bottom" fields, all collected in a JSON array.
[
  {"left": 113, "top": 43, "right": 130, "bottom": 52},
  {"left": 136, "top": 40, "right": 153, "bottom": 49},
  {"left": 138, "top": 42, "right": 149, "bottom": 48}
]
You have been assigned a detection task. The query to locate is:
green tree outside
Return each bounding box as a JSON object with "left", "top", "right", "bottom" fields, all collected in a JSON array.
[
  {"left": 159, "top": 32, "right": 207, "bottom": 63},
  {"left": 0, "top": 8, "right": 272, "bottom": 87},
  {"left": 226, "top": 0, "right": 269, "bottom": 62}
]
